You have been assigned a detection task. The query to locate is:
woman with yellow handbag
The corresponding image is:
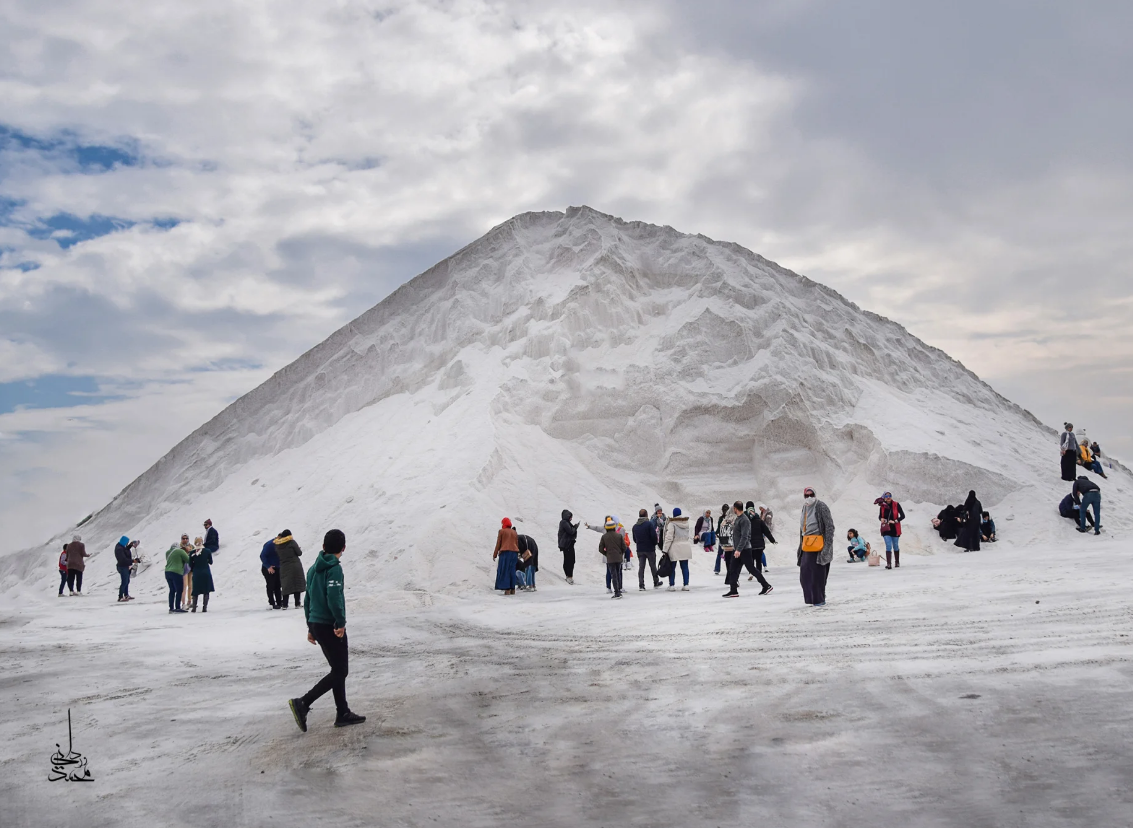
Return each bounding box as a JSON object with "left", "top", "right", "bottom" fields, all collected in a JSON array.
[{"left": 797, "top": 487, "right": 835, "bottom": 607}]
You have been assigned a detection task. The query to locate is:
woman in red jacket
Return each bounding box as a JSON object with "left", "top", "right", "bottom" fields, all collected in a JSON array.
[{"left": 877, "top": 492, "right": 906, "bottom": 569}]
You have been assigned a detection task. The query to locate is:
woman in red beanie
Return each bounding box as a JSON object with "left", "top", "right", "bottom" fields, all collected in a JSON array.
[{"left": 493, "top": 518, "right": 520, "bottom": 595}]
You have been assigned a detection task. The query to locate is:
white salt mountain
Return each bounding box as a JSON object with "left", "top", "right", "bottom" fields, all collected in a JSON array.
[{"left": 4, "top": 206, "right": 1126, "bottom": 598}]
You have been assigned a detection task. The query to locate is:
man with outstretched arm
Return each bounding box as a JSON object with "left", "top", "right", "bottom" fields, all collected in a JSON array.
[{"left": 289, "top": 529, "right": 365, "bottom": 731}]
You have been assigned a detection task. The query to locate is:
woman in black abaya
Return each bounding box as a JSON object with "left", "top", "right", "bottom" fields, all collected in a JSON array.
[{"left": 954, "top": 491, "right": 982, "bottom": 552}]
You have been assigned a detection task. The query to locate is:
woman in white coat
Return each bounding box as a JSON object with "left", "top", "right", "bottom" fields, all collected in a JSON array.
[{"left": 662, "top": 508, "right": 692, "bottom": 591}]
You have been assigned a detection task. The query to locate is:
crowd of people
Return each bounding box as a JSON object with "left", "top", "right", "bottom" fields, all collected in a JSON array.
[{"left": 1059, "top": 423, "right": 1106, "bottom": 535}]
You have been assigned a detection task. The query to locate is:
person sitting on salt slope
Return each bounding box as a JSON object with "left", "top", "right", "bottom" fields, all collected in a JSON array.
[
  {"left": 275, "top": 531, "right": 306, "bottom": 608},
  {"left": 662, "top": 508, "right": 692, "bottom": 592},
  {"left": 980, "top": 512, "right": 997, "bottom": 543},
  {"left": 1058, "top": 493, "right": 1095, "bottom": 528},
  {"left": 876, "top": 492, "right": 906, "bottom": 569},
  {"left": 1072, "top": 476, "right": 1102, "bottom": 536},
  {"left": 1078, "top": 439, "right": 1108, "bottom": 478},
  {"left": 599, "top": 518, "right": 626, "bottom": 599},
  {"left": 493, "top": 518, "right": 520, "bottom": 596},
  {"left": 846, "top": 529, "right": 869, "bottom": 562},
  {"left": 933, "top": 505, "right": 959, "bottom": 541},
  {"left": 954, "top": 491, "right": 982, "bottom": 552}
]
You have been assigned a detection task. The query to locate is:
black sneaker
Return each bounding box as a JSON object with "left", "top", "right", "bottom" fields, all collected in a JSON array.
[
  {"left": 334, "top": 711, "right": 366, "bottom": 728},
  {"left": 759, "top": 585, "right": 773, "bottom": 595},
  {"left": 289, "top": 698, "right": 309, "bottom": 732},
  {"left": 722, "top": 591, "right": 739, "bottom": 598}
]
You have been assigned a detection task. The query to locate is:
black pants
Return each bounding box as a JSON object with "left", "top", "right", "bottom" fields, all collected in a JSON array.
[
  {"left": 287, "top": 592, "right": 302, "bottom": 607},
  {"left": 1061, "top": 451, "right": 1077, "bottom": 482},
  {"left": 261, "top": 567, "right": 282, "bottom": 606},
  {"left": 606, "top": 562, "right": 623, "bottom": 596},
  {"left": 562, "top": 547, "right": 575, "bottom": 578},
  {"left": 726, "top": 549, "right": 770, "bottom": 592},
  {"left": 301, "top": 623, "right": 350, "bottom": 717},
  {"left": 638, "top": 550, "right": 659, "bottom": 588},
  {"left": 800, "top": 553, "right": 829, "bottom": 604},
  {"left": 67, "top": 569, "right": 83, "bottom": 592}
]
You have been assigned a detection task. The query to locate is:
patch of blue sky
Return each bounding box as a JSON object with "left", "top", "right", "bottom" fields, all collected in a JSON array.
[
  {"left": 187, "top": 358, "right": 263, "bottom": 373},
  {"left": 0, "top": 124, "right": 141, "bottom": 173},
  {"left": 0, "top": 374, "right": 127, "bottom": 415},
  {"left": 26, "top": 213, "right": 136, "bottom": 249}
]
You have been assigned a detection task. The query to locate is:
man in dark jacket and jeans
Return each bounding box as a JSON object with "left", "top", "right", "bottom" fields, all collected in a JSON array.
[
  {"left": 632, "top": 509, "right": 662, "bottom": 591},
  {"left": 1072, "top": 476, "right": 1102, "bottom": 535},
  {"left": 558, "top": 510, "right": 579, "bottom": 584},
  {"left": 289, "top": 530, "right": 365, "bottom": 731},
  {"left": 114, "top": 536, "right": 140, "bottom": 602},
  {"left": 260, "top": 538, "right": 283, "bottom": 609}
]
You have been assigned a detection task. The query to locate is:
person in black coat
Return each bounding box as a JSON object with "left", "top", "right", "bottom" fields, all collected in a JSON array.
[
  {"left": 954, "top": 491, "right": 982, "bottom": 551},
  {"left": 632, "top": 509, "right": 661, "bottom": 591},
  {"left": 517, "top": 534, "right": 539, "bottom": 590},
  {"left": 203, "top": 519, "right": 219, "bottom": 553},
  {"left": 935, "top": 505, "right": 959, "bottom": 541},
  {"left": 558, "top": 510, "right": 579, "bottom": 584}
]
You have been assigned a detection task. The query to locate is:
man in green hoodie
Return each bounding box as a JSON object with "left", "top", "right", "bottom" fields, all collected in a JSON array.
[{"left": 288, "top": 529, "right": 365, "bottom": 731}]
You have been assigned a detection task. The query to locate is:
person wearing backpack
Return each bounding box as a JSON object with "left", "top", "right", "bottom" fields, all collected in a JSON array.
[{"left": 289, "top": 529, "right": 365, "bottom": 731}]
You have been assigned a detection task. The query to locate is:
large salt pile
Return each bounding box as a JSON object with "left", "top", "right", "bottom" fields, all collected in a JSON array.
[{"left": 2, "top": 206, "right": 1127, "bottom": 601}]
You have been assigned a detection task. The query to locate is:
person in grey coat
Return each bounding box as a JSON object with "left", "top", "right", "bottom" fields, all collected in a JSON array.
[
  {"left": 797, "top": 488, "right": 835, "bottom": 607},
  {"left": 275, "top": 530, "right": 306, "bottom": 608}
]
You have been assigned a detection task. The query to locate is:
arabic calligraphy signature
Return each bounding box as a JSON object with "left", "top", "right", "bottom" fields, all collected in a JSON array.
[{"left": 49, "top": 709, "right": 93, "bottom": 782}]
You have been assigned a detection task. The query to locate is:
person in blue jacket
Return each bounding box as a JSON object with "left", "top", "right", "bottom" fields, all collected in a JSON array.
[
  {"left": 114, "top": 536, "right": 140, "bottom": 602},
  {"left": 260, "top": 537, "right": 283, "bottom": 609}
]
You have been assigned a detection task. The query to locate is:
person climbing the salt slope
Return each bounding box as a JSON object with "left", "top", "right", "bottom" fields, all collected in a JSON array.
[
  {"left": 662, "top": 508, "right": 692, "bottom": 591},
  {"left": 275, "top": 530, "right": 305, "bottom": 608},
  {"left": 1058, "top": 492, "right": 1095, "bottom": 528},
  {"left": 1060, "top": 423, "right": 1079, "bottom": 482},
  {"left": 56, "top": 544, "right": 68, "bottom": 597},
  {"left": 876, "top": 492, "right": 905, "bottom": 569},
  {"left": 1078, "top": 438, "right": 1108, "bottom": 478},
  {"left": 289, "top": 529, "right": 365, "bottom": 731},
  {"left": 953, "top": 491, "right": 983, "bottom": 552},
  {"left": 743, "top": 501, "right": 775, "bottom": 589},
  {"left": 633, "top": 508, "right": 662, "bottom": 591},
  {"left": 493, "top": 518, "right": 520, "bottom": 595},
  {"left": 715, "top": 503, "right": 734, "bottom": 576},
  {"left": 189, "top": 536, "right": 214, "bottom": 613},
  {"left": 1072, "top": 476, "right": 1102, "bottom": 535},
  {"left": 558, "top": 510, "right": 579, "bottom": 585},
  {"left": 797, "top": 488, "right": 834, "bottom": 607},
  {"left": 599, "top": 518, "right": 626, "bottom": 599}
]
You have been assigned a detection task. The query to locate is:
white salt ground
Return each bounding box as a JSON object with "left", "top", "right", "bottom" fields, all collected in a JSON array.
[{"left": 4, "top": 524, "right": 1132, "bottom": 828}]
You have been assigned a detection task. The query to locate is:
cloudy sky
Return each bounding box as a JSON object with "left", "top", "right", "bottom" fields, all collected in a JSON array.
[{"left": 2, "top": 0, "right": 1130, "bottom": 552}]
